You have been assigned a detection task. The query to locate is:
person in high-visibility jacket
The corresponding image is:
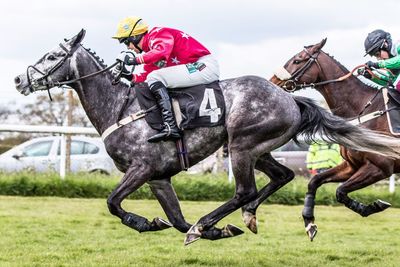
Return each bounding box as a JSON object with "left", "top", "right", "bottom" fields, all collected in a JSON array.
[{"left": 306, "top": 142, "right": 342, "bottom": 175}]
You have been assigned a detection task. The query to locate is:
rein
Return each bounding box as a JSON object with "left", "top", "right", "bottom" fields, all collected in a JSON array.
[
  {"left": 26, "top": 43, "right": 120, "bottom": 99},
  {"left": 287, "top": 64, "right": 364, "bottom": 90},
  {"left": 279, "top": 46, "right": 365, "bottom": 91}
]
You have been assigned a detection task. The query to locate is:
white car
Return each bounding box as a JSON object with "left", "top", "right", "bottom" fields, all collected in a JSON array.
[{"left": 0, "top": 136, "right": 117, "bottom": 174}]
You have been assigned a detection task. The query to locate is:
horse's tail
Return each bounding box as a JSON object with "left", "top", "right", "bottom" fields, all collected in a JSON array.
[{"left": 293, "top": 95, "right": 400, "bottom": 158}]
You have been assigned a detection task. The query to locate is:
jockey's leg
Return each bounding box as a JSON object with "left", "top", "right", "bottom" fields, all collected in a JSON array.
[
  {"left": 147, "top": 81, "right": 181, "bottom": 143},
  {"left": 146, "top": 55, "right": 219, "bottom": 143}
]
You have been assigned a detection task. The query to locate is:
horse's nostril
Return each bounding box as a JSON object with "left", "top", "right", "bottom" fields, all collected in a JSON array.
[{"left": 14, "top": 76, "right": 21, "bottom": 85}]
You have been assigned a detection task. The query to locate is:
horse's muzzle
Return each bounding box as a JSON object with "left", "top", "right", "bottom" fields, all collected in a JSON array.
[
  {"left": 14, "top": 76, "right": 22, "bottom": 87},
  {"left": 14, "top": 74, "right": 32, "bottom": 95}
]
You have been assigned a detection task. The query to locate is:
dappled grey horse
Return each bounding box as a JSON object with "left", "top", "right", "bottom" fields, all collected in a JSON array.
[{"left": 14, "top": 30, "right": 400, "bottom": 245}]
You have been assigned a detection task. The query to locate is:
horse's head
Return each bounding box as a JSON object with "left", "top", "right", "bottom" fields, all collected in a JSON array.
[
  {"left": 14, "top": 29, "right": 86, "bottom": 95},
  {"left": 270, "top": 38, "right": 327, "bottom": 92}
]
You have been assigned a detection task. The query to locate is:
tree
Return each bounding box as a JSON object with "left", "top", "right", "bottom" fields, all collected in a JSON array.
[
  {"left": 0, "top": 104, "right": 11, "bottom": 121},
  {"left": 16, "top": 89, "right": 91, "bottom": 126}
]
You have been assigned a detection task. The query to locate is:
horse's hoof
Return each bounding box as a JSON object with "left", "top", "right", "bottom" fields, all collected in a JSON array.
[
  {"left": 223, "top": 224, "right": 244, "bottom": 237},
  {"left": 184, "top": 224, "right": 202, "bottom": 246},
  {"left": 376, "top": 199, "right": 391, "bottom": 211},
  {"left": 154, "top": 217, "right": 173, "bottom": 230},
  {"left": 305, "top": 223, "right": 318, "bottom": 241},
  {"left": 242, "top": 211, "right": 258, "bottom": 234}
]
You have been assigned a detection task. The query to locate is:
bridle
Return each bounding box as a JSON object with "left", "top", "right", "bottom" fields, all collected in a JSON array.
[
  {"left": 279, "top": 47, "right": 355, "bottom": 92},
  {"left": 26, "top": 41, "right": 119, "bottom": 100}
]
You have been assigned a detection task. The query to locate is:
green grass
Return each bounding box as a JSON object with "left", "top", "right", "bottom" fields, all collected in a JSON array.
[{"left": 0, "top": 196, "right": 399, "bottom": 267}]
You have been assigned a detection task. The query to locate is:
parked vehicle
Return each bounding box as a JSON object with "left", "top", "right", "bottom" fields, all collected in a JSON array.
[
  {"left": 0, "top": 136, "right": 117, "bottom": 174},
  {"left": 271, "top": 140, "right": 310, "bottom": 177}
]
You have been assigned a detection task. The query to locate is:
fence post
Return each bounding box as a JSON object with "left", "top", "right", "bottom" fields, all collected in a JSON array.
[
  {"left": 389, "top": 174, "right": 395, "bottom": 193},
  {"left": 59, "top": 134, "right": 66, "bottom": 179},
  {"left": 228, "top": 154, "right": 233, "bottom": 183}
]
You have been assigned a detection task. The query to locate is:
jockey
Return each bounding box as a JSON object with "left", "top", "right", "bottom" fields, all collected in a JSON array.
[
  {"left": 364, "top": 29, "right": 400, "bottom": 91},
  {"left": 112, "top": 16, "right": 220, "bottom": 143}
]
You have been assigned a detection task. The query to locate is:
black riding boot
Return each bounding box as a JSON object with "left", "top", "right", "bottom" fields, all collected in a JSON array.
[{"left": 148, "top": 82, "right": 181, "bottom": 143}]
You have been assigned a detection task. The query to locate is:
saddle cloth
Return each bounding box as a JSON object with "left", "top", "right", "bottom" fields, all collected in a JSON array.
[
  {"left": 385, "top": 88, "right": 400, "bottom": 135},
  {"left": 135, "top": 81, "right": 225, "bottom": 131}
]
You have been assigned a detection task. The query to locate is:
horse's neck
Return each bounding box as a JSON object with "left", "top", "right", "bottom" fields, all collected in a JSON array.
[
  {"left": 317, "top": 54, "right": 372, "bottom": 118},
  {"left": 71, "top": 49, "right": 134, "bottom": 133}
]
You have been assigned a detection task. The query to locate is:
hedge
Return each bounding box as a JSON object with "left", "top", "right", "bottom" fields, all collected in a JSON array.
[{"left": 0, "top": 171, "right": 399, "bottom": 207}]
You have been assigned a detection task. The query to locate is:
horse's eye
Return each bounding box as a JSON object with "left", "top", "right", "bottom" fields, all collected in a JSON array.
[
  {"left": 293, "top": 60, "right": 300, "bottom": 64},
  {"left": 47, "top": 55, "right": 56, "bottom": 61}
]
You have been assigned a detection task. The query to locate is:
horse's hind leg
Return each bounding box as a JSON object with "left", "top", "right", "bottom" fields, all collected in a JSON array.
[
  {"left": 150, "top": 178, "right": 244, "bottom": 239},
  {"left": 185, "top": 150, "right": 258, "bottom": 245},
  {"left": 336, "top": 161, "right": 392, "bottom": 218},
  {"left": 148, "top": 178, "right": 191, "bottom": 233},
  {"left": 241, "top": 153, "right": 295, "bottom": 234},
  {"left": 107, "top": 163, "right": 172, "bottom": 233},
  {"left": 302, "top": 161, "right": 353, "bottom": 241}
]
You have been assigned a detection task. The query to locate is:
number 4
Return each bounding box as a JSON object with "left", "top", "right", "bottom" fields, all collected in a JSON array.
[{"left": 199, "top": 88, "right": 221, "bottom": 123}]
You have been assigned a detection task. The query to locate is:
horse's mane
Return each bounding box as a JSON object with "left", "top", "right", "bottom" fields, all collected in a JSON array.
[
  {"left": 321, "top": 50, "right": 379, "bottom": 91},
  {"left": 81, "top": 45, "right": 108, "bottom": 69},
  {"left": 321, "top": 50, "right": 350, "bottom": 74},
  {"left": 77, "top": 44, "right": 133, "bottom": 93}
]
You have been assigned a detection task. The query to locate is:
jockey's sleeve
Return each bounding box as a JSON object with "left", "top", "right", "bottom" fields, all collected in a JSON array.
[
  {"left": 378, "top": 54, "right": 400, "bottom": 69},
  {"left": 136, "top": 31, "right": 174, "bottom": 65},
  {"left": 133, "top": 63, "right": 159, "bottom": 83}
]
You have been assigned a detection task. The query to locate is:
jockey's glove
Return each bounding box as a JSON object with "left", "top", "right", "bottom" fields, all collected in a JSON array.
[
  {"left": 363, "top": 70, "right": 372, "bottom": 79},
  {"left": 111, "top": 65, "right": 133, "bottom": 81},
  {"left": 366, "top": 61, "right": 379, "bottom": 69},
  {"left": 116, "top": 53, "right": 139, "bottom": 66}
]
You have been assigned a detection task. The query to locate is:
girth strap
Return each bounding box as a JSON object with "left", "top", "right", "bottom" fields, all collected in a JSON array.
[{"left": 101, "top": 111, "right": 147, "bottom": 141}]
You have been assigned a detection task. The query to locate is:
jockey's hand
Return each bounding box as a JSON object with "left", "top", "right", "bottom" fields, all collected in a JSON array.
[
  {"left": 357, "top": 67, "right": 372, "bottom": 79},
  {"left": 111, "top": 65, "right": 133, "bottom": 83},
  {"left": 366, "top": 61, "right": 379, "bottom": 69},
  {"left": 116, "top": 52, "right": 139, "bottom": 66},
  {"left": 363, "top": 71, "right": 372, "bottom": 79}
]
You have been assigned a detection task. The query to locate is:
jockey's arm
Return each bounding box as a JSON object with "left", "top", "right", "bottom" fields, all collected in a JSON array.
[
  {"left": 378, "top": 54, "right": 400, "bottom": 69},
  {"left": 136, "top": 31, "right": 174, "bottom": 65}
]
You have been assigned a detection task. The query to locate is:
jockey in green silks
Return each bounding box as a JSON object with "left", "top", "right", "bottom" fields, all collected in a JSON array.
[{"left": 363, "top": 29, "right": 400, "bottom": 91}]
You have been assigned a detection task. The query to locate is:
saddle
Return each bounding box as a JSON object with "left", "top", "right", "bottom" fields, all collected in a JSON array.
[
  {"left": 385, "top": 88, "right": 400, "bottom": 135},
  {"left": 135, "top": 81, "right": 225, "bottom": 131}
]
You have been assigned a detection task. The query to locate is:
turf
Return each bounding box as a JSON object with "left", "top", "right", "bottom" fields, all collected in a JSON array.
[{"left": 0, "top": 196, "right": 399, "bottom": 267}]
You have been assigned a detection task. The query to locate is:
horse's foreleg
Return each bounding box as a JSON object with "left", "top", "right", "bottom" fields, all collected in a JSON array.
[
  {"left": 107, "top": 163, "right": 172, "bottom": 233},
  {"left": 185, "top": 150, "right": 257, "bottom": 245},
  {"left": 241, "top": 153, "right": 295, "bottom": 234},
  {"left": 148, "top": 178, "right": 191, "bottom": 233},
  {"left": 336, "top": 161, "right": 392, "bottom": 218},
  {"left": 302, "top": 162, "right": 352, "bottom": 241}
]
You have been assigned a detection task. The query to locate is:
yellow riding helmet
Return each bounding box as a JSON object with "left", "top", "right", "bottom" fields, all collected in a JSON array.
[{"left": 112, "top": 16, "right": 149, "bottom": 39}]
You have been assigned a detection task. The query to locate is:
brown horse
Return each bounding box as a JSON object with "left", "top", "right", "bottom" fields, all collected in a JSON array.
[{"left": 270, "top": 38, "right": 400, "bottom": 241}]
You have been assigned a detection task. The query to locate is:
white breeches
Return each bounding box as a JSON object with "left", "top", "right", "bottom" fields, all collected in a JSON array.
[{"left": 145, "top": 54, "right": 220, "bottom": 88}]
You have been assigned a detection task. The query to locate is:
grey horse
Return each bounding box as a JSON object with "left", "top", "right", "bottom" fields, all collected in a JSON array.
[{"left": 14, "top": 30, "right": 400, "bottom": 245}]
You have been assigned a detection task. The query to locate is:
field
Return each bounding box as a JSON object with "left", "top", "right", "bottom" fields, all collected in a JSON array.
[{"left": 0, "top": 196, "right": 399, "bottom": 267}]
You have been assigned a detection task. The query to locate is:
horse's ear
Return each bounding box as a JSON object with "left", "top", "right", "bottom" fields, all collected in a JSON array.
[
  {"left": 317, "top": 38, "right": 327, "bottom": 49},
  {"left": 321, "top": 38, "right": 327, "bottom": 47},
  {"left": 71, "top": 29, "right": 86, "bottom": 46}
]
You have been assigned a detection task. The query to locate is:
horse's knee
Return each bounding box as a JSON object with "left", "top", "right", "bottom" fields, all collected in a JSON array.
[
  {"left": 235, "top": 188, "right": 258, "bottom": 204},
  {"left": 284, "top": 170, "right": 295, "bottom": 183},
  {"left": 335, "top": 188, "right": 347, "bottom": 204},
  {"left": 107, "top": 196, "right": 119, "bottom": 217}
]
